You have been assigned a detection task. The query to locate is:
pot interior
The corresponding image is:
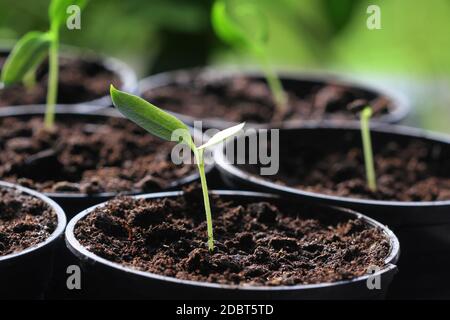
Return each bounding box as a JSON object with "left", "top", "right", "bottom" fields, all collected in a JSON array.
[
  {"left": 225, "top": 126, "right": 450, "bottom": 203},
  {"left": 0, "top": 181, "right": 66, "bottom": 262},
  {"left": 67, "top": 191, "right": 399, "bottom": 290},
  {"left": 0, "top": 49, "right": 122, "bottom": 106},
  {"left": 0, "top": 108, "right": 200, "bottom": 197},
  {"left": 140, "top": 69, "right": 404, "bottom": 125}
]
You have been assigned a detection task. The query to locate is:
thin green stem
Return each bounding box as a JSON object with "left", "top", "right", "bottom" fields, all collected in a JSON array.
[
  {"left": 44, "top": 28, "right": 59, "bottom": 129},
  {"left": 257, "top": 50, "right": 287, "bottom": 115},
  {"left": 361, "top": 106, "right": 377, "bottom": 192},
  {"left": 196, "top": 149, "right": 215, "bottom": 252}
]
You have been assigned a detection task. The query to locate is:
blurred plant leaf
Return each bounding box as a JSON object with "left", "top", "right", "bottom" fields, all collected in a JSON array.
[
  {"left": 321, "top": 0, "right": 361, "bottom": 34},
  {"left": 211, "top": 0, "right": 267, "bottom": 54},
  {"left": 1, "top": 31, "right": 51, "bottom": 85}
]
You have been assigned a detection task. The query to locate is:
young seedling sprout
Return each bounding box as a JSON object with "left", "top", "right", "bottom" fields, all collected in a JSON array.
[
  {"left": 110, "top": 85, "right": 245, "bottom": 252},
  {"left": 0, "top": 0, "right": 88, "bottom": 129},
  {"left": 360, "top": 106, "right": 377, "bottom": 192},
  {"left": 211, "top": 0, "right": 287, "bottom": 116}
]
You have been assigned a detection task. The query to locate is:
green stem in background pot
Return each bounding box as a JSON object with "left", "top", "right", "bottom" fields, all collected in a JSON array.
[
  {"left": 45, "top": 27, "right": 59, "bottom": 128},
  {"left": 0, "top": 0, "right": 88, "bottom": 129},
  {"left": 360, "top": 106, "right": 377, "bottom": 192},
  {"left": 211, "top": 0, "right": 287, "bottom": 116},
  {"left": 110, "top": 85, "right": 245, "bottom": 252}
]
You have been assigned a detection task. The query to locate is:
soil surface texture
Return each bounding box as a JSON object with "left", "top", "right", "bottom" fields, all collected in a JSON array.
[
  {"left": 0, "top": 116, "right": 194, "bottom": 194},
  {"left": 241, "top": 136, "right": 450, "bottom": 202},
  {"left": 74, "top": 186, "right": 390, "bottom": 286},
  {"left": 0, "top": 187, "right": 56, "bottom": 256},
  {"left": 143, "top": 74, "right": 392, "bottom": 124},
  {"left": 0, "top": 55, "right": 121, "bottom": 106}
]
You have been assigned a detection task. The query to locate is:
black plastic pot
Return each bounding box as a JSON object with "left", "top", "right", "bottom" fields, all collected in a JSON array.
[
  {"left": 0, "top": 105, "right": 213, "bottom": 219},
  {"left": 65, "top": 190, "right": 399, "bottom": 300},
  {"left": 0, "top": 181, "right": 66, "bottom": 299},
  {"left": 0, "top": 46, "right": 137, "bottom": 110},
  {"left": 214, "top": 123, "right": 450, "bottom": 299},
  {"left": 138, "top": 68, "right": 410, "bottom": 130}
]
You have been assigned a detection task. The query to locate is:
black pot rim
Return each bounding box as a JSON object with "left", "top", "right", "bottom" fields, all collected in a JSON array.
[
  {"left": 139, "top": 67, "right": 410, "bottom": 128},
  {"left": 0, "top": 45, "right": 138, "bottom": 108},
  {"left": 214, "top": 122, "right": 450, "bottom": 208},
  {"left": 65, "top": 190, "right": 399, "bottom": 292},
  {"left": 0, "top": 104, "right": 212, "bottom": 200},
  {"left": 0, "top": 181, "right": 66, "bottom": 262}
]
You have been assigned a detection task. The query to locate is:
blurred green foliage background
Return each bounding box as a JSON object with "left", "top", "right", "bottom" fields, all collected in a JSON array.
[{"left": 0, "top": 0, "right": 449, "bottom": 132}]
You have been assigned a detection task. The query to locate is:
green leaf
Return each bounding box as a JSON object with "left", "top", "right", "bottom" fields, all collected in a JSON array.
[
  {"left": 49, "top": 0, "right": 88, "bottom": 28},
  {"left": 198, "top": 122, "right": 245, "bottom": 150},
  {"left": 211, "top": 0, "right": 267, "bottom": 53},
  {"left": 212, "top": 0, "right": 249, "bottom": 49},
  {"left": 1, "top": 31, "right": 52, "bottom": 86},
  {"left": 110, "top": 85, "right": 195, "bottom": 150}
]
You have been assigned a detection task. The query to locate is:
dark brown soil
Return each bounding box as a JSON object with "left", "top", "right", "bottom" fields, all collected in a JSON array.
[
  {"left": 0, "top": 187, "right": 56, "bottom": 256},
  {"left": 242, "top": 136, "right": 450, "bottom": 202},
  {"left": 0, "top": 115, "right": 194, "bottom": 194},
  {"left": 74, "top": 187, "right": 390, "bottom": 286},
  {"left": 0, "top": 55, "right": 121, "bottom": 107},
  {"left": 142, "top": 74, "right": 392, "bottom": 124}
]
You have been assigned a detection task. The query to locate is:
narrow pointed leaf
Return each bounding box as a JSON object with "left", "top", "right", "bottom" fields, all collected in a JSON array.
[
  {"left": 198, "top": 122, "right": 245, "bottom": 150},
  {"left": 110, "top": 86, "right": 195, "bottom": 150},
  {"left": 49, "top": 0, "right": 88, "bottom": 28},
  {"left": 1, "top": 31, "right": 51, "bottom": 86}
]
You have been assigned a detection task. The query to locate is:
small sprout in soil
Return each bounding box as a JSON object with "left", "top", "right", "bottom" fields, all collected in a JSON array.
[
  {"left": 211, "top": 0, "right": 287, "bottom": 116},
  {"left": 0, "top": 0, "right": 88, "bottom": 129},
  {"left": 360, "top": 106, "right": 377, "bottom": 192},
  {"left": 110, "top": 85, "right": 245, "bottom": 252}
]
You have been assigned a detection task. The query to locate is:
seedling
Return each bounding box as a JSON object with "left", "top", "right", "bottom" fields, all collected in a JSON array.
[
  {"left": 1, "top": 0, "right": 88, "bottom": 129},
  {"left": 211, "top": 0, "right": 287, "bottom": 116},
  {"left": 110, "top": 85, "right": 245, "bottom": 252},
  {"left": 360, "top": 106, "right": 377, "bottom": 192}
]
